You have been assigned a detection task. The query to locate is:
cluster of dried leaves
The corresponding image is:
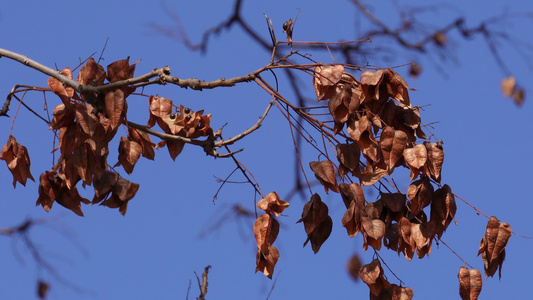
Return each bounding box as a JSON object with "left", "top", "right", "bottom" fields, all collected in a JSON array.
[
  {"left": 1, "top": 57, "right": 213, "bottom": 216},
  {"left": 304, "top": 65, "right": 513, "bottom": 299},
  {"left": 253, "top": 192, "right": 289, "bottom": 278},
  {"left": 359, "top": 259, "right": 414, "bottom": 299}
]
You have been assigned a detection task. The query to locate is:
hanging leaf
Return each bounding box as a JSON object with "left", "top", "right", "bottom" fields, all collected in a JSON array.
[
  {"left": 0, "top": 135, "right": 35, "bottom": 187},
  {"left": 380, "top": 126, "right": 408, "bottom": 171},
  {"left": 48, "top": 67, "right": 77, "bottom": 105},
  {"left": 115, "top": 137, "right": 142, "bottom": 174},
  {"left": 430, "top": 184, "right": 457, "bottom": 238},
  {"left": 105, "top": 89, "right": 126, "bottom": 130},
  {"left": 425, "top": 141, "right": 444, "bottom": 182},
  {"left": 346, "top": 254, "right": 362, "bottom": 282},
  {"left": 336, "top": 143, "right": 360, "bottom": 178},
  {"left": 478, "top": 216, "right": 511, "bottom": 278},
  {"left": 403, "top": 144, "right": 427, "bottom": 181},
  {"left": 77, "top": 57, "right": 106, "bottom": 86},
  {"left": 458, "top": 267, "right": 482, "bottom": 300},
  {"left": 297, "top": 194, "right": 332, "bottom": 253},
  {"left": 309, "top": 160, "right": 339, "bottom": 193},
  {"left": 255, "top": 245, "right": 279, "bottom": 279},
  {"left": 256, "top": 192, "right": 290, "bottom": 217},
  {"left": 313, "top": 65, "right": 344, "bottom": 101}
]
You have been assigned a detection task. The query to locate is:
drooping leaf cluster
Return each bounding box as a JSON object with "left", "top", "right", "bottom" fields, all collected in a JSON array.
[{"left": 2, "top": 57, "right": 213, "bottom": 216}]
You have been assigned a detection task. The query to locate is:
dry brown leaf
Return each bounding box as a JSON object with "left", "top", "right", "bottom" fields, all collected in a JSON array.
[
  {"left": 309, "top": 160, "right": 339, "bottom": 193},
  {"left": 339, "top": 182, "right": 365, "bottom": 209},
  {"left": 361, "top": 217, "right": 386, "bottom": 250},
  {"left": 105, "top": 89, "right": 126, "bottom": 130},
  {"left": 0, "top": 135, "right": 35, "bottom": 187},
  {"left": 255, "top": 245, "right": 279, "bottom": 279},
  {"left": 128, "top": 127, "right": 156, "bottom": 160},
  {"left": 254, "top": 213, "right": 280, "bottom": 253},
  {"left": 342, "top": 199, "right": 362, "bottom": 238},
  {"left": 391, "top": 284, "right": 414, "bottom": 300},
  {"left": 384, "top": 68, "right": 412, "bottom": 107},
  {"left": 77, "top": 58, "right": 106, "bottom": 86},
  {"left": 407, "top": 176, "right": 434, "bottom": 216},
  {"left": 346, "top": 254, "right": 362, "bottom": 282},
  {"left": 478, "top": 216, "right": 511, "bottom": 278},
  {"left": 403, "top": 144, "right": 427, "bottom": 181},
  {"left": 425, "top": 141, "right": 444, "bottom": 182},
  {"left": 313, "top": 65, "right": 344, "bottom": 101},
  {"left": 359, "top": 258, "right": 391, "bottom": 296},
  {"left": 380, "top": 126, "right": 408, "bottom": 171},
  {"left": 336, "top": 142, "right": 360, "bottom": 178},
  {"left": 116, "top": 137, "right": 142, "bottom": 175},
  {"left": 501, "top": 76, "right": 516, "bottom": 98},
  {"left": 256, "top": 191, "right": 290, "bottom": 217},
  {"left": 48, "top": 67, "right": 76, "bottom": 105},
  {"left": 297, "top": 194, "right": 332, "bottom": 253},
  {"left": 100, "top": 178, "right": 139, "bottom": 215},
  {"left": 430, "top": 184, "right": 457, "bottom": 238},
  {"left": 380, "top": 193, "right": 406, "bottom": 213},
  {"left": 458, "top": 267, "right": 482, "bottom": 300}
]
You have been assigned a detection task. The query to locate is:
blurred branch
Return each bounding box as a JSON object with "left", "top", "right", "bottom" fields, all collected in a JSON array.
[{"left": 195, "top": 265, "right": 212, "bottom": 300}]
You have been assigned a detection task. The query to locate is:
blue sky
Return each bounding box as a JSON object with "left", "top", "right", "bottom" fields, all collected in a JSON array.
[{"left": 1, "top": 1, "right": 532, "bottom": 299}]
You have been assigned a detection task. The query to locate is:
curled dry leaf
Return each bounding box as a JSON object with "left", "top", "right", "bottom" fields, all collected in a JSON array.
[
  {"left": 50, "top": 103, "right": 75, "bottom": 130},
  {"left": 458, "top": 267, "right": 482, "bottom": 300},
  {"left": 309, "top": 160, "right": 339, "bottom": 194},
  {"left": 430, "top": 184, "right": 457, "bottom": 238},
  {"left": 116, "top": 137, "right": 142, "bottom": 175},
  {"left": 478, "top": 216, "right": 511, "bottom": 279},
  {"left": 346, "top": 254, "right": 362, "bottom": 282},
  {"left": 336, "top": 143, "right": 360, "bottom": 178},
  {"left": 403, "top": 144, "right": 427, "bottom": 181},
  {"left": 0, "top": 135, "right": 35, "bottom": 187},
  {"left": 36, "top": 171, "right": 90, "bottom": 216},
  {"left": 100, "top": 178, "right": 139, "bottom": 216},
  {"left": 359, "top": 258, "right": 391, "bottom": 297},
  {"left": 255, "top": 245, "right": 279, "bottom": 279},
  {"left": 254, "top": 213, "right": 280, "bottom": 253},
  {"left": 380, "top": 126, "right": 408, "bottom": 171},
  {"left": 48, "top": 67, "right": 77, "bottom": 105},
  {"left": 359, "top": 70, "right": 384, "bottom": 103},
  {"left": 77, "top": 57, "right": 106, "bottom": 86},
  {"left": 339, "top": 182, "right": 365, "bottom": 209},
  {"left": 425, "top": 141, "right": 444, "bottom": 182},
  {"left": 384, "top": 68, "right": 411, "bottom": 107},
  {"left": 313, "top": 65, "right": 344, "bottom": 101},
  {"left": 361, "top": 216, "right": 386, "bottom": 250},
  {"left": 347, "top": 115, "right": 378, "bottom": 162},
  {"left": 256, "top": 191, "right": 290, "bottom": 217},
  {"left": 128, "top": 126, "right": 156, "bottom": 160},
  {"left": 105, "top": 89, "right": 126, "bottom": 130},
  {"left": 501, "top": 76, "right": 516, "bottom": 98},
  {"left": 407, "top": 176, "right": 434, "bottom": 216},
  {"left": 297, "top": 194, "right": 332, "bottom": 253},
  {"left": 253, "top": 212, "right": 281, "bottom": 279}
]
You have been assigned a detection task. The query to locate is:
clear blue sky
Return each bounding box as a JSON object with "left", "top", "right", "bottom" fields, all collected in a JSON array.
[{"left": 1, "top": 1, "right": 532, "bottom": 299}]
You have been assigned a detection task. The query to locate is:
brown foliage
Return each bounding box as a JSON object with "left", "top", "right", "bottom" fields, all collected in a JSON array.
[
  {"left": 478, "top": 216, "right": 511, "bottom": 279},
  {"left": 253, "top": 192, "right": 288, "bottom": 279},
  {"left": 458, "top": 267, "right": 482, "bottom": 300},
  {"left": 0, "top": 135, "right": 34, "bottom": 187},
  {"left": 297, "top": 194, "right": 332, "bottom": 253}
]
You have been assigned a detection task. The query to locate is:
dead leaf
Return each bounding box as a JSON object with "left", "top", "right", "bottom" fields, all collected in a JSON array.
[
  {"left": 48, "top": 67, "right": 77, "bottom": 105},
  {"left": 425, "top": 141, "right": 444, "bottom": 182},
  {"left": 430, "top": 184, "right": 457, "bottom": 238},
  {"left": 77, "top": 58, "right": 106, "bottom": 86},
  {"left": 403, "top": 144, "right": 427, "bottom": 181},
  {"left": 346, "top": 254, "right": 362, "bottom": 282},
  {"left": 380, "top": 126, "right": 408, "bottom": 171},
  {"left": 309, "top": 160, "right": 339, "bottom": 193},
  {"left": 359, "top": 258, "right": 391, "bottom": 296},
  {"left": 478, "top": 216, "right": 511, "bottom": 278},
  {"left": 254, "top": 213, "right": 280, "bottom": 253},
  {"left": 255, "top": 245, "right": 279, "bottom": 279},
  {"left": 105, "top": 89, "right": 126, "bottom": 130},
  {"left": 406, "top": 176, "right": 434, "bottom": 216},
  {"left": 501, "top": 76, "right": 516, "bottom": 98},
  {"left": 297, "top": 194, "right": 332, "bottom": 253},
  {"left": 361, "top": 216, "right": 386, "bottom": 250},
  {"left": 256, "top": 192, "right": 290, "bottom": 217},
  {"left": 336, "top": 143, "right": 360, "bottom": 178},
  {"left": 313, "top": 65, "right": 344, "bottom": 101},
  {"left": 128, "top": 127, "right": 156, "bottom": 160},
  {"left": 458, "top": 267, "right": 482, "bottom": 300},
  {"left": 0, "top": 135, "right": 35, "bottom": 187},
  {"left": 116, "top": 136, "right": 142, "bottom": 174}
]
